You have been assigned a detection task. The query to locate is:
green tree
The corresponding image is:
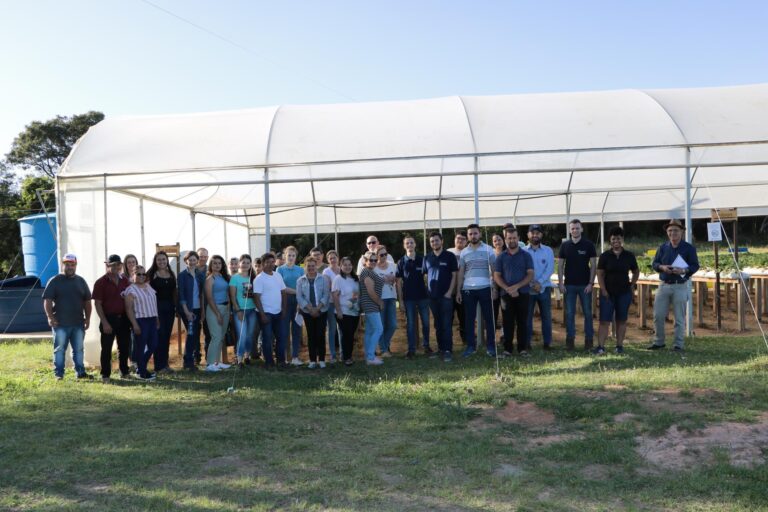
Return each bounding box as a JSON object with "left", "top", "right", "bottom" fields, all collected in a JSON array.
[
  {"left": 5, "top": 111, "right": 104, "bottom": 177},
  {"left": 0, "top": 160, "right": 21, "bottom": 277}
]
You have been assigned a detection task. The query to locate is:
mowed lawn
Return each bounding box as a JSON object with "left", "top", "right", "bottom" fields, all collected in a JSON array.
[{"left": 1, "top": 337, "right": 767, "bottom": 511}]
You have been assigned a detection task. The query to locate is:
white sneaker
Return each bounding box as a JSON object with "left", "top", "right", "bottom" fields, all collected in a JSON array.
[
  {"left": 307, "top": 362, "right": 317, "bottom": 369},
  {"left": 216, "top": 363, "right": 231, "bottom": 370},
  {"left": 205, "top": 364, "right": 220, "bottom": 372},
  {"left": 290, "top": 357, "right": 303, "bottom": 366},
  {"left": 319, "top": 361, "right": 326, "bottom": 369},
  {"left": 366, "top": 358, "right": 384, "bottom": 366}
]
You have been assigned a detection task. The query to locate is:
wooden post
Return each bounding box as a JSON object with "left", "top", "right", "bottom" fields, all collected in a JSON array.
[
  {"left": 696, "top": 281, "right": 705, "bottom": 327},
  {"left": 738, "top": 279, "right": 747, "bottom": 331},
  {"left": 714, "top": 242, "right": 721, "bottom": 330},
  {"left": 638, "top": 283, "right": 648, "bottom": 329}
]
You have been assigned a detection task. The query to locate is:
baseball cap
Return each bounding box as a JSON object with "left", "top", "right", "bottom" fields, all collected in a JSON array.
[
  {"left": 62, "top": 253, "right": 77, "bottom": 263},
  {"left": 528, "top": 224, "right": 544, "bottom": 233},
  {"left": 105, "top": 254, "right": 122, "bottom": 265}
]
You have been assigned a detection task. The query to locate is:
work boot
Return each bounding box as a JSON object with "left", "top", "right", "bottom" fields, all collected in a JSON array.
[
  {"left": 584, "top": 338, "right": 594, "bottom": 351},
  {"left": 565, "top": 337, "right": 575, "bottom": 351}
]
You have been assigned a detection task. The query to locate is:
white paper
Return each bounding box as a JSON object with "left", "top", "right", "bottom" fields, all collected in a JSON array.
[
  {"left": 707, "top": 222, "right": 723, "bottom": 242},
  {"left": 671, "top": 254, "right": 689, "bottom": 269},
  {"left": 294, "top": 311, "right": 304, "bottom": 326}
]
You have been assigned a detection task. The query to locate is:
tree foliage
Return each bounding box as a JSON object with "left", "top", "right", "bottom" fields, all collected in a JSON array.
[{"left": 5, "top": 111, "right": 104, "bottom": 177}]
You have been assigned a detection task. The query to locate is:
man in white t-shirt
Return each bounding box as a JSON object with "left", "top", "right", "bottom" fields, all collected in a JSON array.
[{"left": 254, "top": 253, "right": 288, "bottom": 368}]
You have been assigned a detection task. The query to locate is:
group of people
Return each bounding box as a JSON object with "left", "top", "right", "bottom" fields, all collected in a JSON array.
[{"left": 42, "top": 218, "right": 699, "bottom": 380}]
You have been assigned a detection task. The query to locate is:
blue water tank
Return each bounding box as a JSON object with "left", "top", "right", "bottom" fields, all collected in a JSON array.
[{"left": 18, "top": 213, "right": 58, "bottom": 286}]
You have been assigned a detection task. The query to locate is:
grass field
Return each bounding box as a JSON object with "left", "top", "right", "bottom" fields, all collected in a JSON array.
[{"left": 2, "top": 337, "right": 768, "bottom": 511}]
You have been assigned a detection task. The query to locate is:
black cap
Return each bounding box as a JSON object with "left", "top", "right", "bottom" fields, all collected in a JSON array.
[
  {"left": 105, "top": 254, "right": 122, "bottom": 265},
  {"left": 528, "top": 224, "right": 543, "bottom": 233}
]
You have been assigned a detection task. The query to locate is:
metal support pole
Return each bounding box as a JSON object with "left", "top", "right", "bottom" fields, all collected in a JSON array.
[
  {"left": 313, "top": 205, "right": 318, "bottom": 247},
  {"left": 190, "top": 211, "right": 197, "bottom": 250},
  {"left": 264, "top": 168, "right": 271, "bottom": 251},
  {"left": 438, "top": 199, "right": 443, "bottom": 235},
  {"left": 223, "top": 218, "right": 228, "bottom": 258},
  {"left": 684, "top": 149, "right": 693, "bottom": 337},
  {"left": 473, "top": 157, "right": 480, "bottom": 224},
  {"left": 139, "top": 198, "right": 146, "bottom": 264},
  {"left": 103, "top": 174, "right": 108, "bottom": 260},
  {"left": 600, "top": 215, "right": 605, "bottom": 252},
  {"left": 333, "top": 207, "right": 339, "bottom": 250},
  {"left": 423, "top": 201, "right": 428, "bottom": 254}
]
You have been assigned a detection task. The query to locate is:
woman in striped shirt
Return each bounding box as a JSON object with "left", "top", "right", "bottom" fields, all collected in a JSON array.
[
  {"left": 124, "top": 265, "right": 159, "bottom": 381},
  {"left": 359, "top": 251, "right": 385, "bottom": 365}
]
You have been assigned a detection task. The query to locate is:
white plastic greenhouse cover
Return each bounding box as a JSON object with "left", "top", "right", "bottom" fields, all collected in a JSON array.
[{"left": 56, "top": 83, "right": 768, "bottom": 364}]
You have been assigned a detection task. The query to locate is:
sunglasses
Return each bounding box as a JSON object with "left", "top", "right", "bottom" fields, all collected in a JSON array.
[
  {"left": 378, "top": 253, "right": 387, "bottom": 258},
  {"left": 135, "top": 273, "right": 147, "bottom": 277},
  {"left": 368, "top": 258, "right": 378, "bottom": 262},
  {"left": 367, "top": 241, "right": 377, "bottom": 245}
]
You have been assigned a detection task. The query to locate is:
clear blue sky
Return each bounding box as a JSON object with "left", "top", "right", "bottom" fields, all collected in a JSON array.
[{"left": 2, "top": 0, "right": 767, "bottom": 156}]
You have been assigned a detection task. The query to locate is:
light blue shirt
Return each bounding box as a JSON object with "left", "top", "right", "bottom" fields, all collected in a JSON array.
[{"left": 524, "top": 244, "right": 555, "bottom": 293}]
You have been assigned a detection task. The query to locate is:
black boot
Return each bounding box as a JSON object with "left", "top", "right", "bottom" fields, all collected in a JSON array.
[
  {"left": 584, "top": 338, "right": 594, "bottom": 351},
  {"left": 565, "top": 337, "right": 575, "bottom": 351}
]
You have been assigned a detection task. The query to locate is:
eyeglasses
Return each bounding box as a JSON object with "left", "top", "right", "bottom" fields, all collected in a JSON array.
[
  {"left": 135, "top": 273, "right": 147, "bottom": 277},
  {"left": 367, "top": 241, "right": 377, "bottom": 245}
]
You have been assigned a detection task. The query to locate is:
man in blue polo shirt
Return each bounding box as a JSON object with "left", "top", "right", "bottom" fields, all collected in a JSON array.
[
  {"left": 494, "top": 227, "right": 535, "bottom": 356},
  {"left": 649, "top": 219, "right": 700, "bottom": 352},
  {"left": 397, "top": 236, "right": 431, "bottom": 358},
  {"left": 423, "top": 232, "right": 458, "bottom": 362}
]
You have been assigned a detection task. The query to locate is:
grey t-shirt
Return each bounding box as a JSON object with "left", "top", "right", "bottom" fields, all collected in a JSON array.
[{"left": 42, "top": 274, "right": 92, "bottom": 326}]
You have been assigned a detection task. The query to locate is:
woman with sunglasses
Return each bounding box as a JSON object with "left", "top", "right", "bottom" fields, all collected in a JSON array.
[
  {"left": 147, "top": 251, "right": 177, "bottom": 373},
  {"left": 123, "top": 265, "right": 159, "bottom": 381},
  {"left": 332, "top": 257, "right": 360, "bottom": 366},
  {"left": 204, "top": 255, "right": 232, "bottom": 372},
  {"left": 374, "top": 245, "right": 398, "bottom": 357},
  {"left": 359, "top": 250, "right": 385, "bottom": 365}
]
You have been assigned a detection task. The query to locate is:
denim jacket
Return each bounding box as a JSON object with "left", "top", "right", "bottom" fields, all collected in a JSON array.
[
  {"left": 296, "top": 274, "right": 330, "bottom": 313},
  {"left": 177, "top": 268, "right": 206, "bottom": 311}
]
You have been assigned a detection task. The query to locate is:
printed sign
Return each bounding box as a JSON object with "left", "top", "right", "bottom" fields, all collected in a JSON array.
[{"left": 707, "top": 222, "right": 723, "bottom": 242}]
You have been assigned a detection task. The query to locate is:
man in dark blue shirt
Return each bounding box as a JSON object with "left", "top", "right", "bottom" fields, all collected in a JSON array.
[
  {"left": 649, "top": 219, "right": 700, "bottom": 351},
  {"left": 423, "top": 232, "right": 458, "bottom": 361},
  {"left": 557, "top": 219, "right": 597, "bottom": 351},
  {"left": 397, "top": 236, "right": 431, "bottom": 358},
  {"left": 494, "top": 227, "right": 534, "bottom": 356}
]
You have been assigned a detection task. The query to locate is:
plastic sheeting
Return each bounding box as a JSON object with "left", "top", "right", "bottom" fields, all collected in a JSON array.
[{"left": 56, "top": 83, "right": 768, "bottom": 364}]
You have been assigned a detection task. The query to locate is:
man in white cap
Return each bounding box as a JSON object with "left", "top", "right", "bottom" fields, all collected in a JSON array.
[{"left": 43, "top": 253, "right": 93, "bottom": 380}]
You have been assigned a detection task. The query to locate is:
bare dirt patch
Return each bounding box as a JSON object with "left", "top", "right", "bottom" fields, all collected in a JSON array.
[
  {"left": 469, "top": 400, "right": 555, "bottom": 431},
  {"left": 636, "top": 412, "right": 768, "bottom": 469},
  {"left": 604, "top": 384, "right": 628, "bottom": 391},
  {"left": 614, "top": 412, "right": 640, "bottom": 424}
]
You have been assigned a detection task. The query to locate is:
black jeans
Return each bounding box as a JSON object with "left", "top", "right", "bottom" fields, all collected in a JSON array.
[
  {"left": 302, "top": 312, "right": 327, "bottom": 363},
  {"left": 501, "top": 293, "right": 530, "bottom": 353},
  {"left": 99, "top": 314, "right": 132, "bottom": 377},
  {"left": 454, "top": 297, "right": 465, "bottom": 343},
  {"left": 339, "top": 314, "right": 360, "bottom": 361}
]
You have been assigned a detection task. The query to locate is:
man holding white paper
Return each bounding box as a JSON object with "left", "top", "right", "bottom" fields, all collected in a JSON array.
[{"left": 649, "top": 219, "right": 700, "bottom": 351}]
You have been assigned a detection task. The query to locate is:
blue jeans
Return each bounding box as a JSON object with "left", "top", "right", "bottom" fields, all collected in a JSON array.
[
  {"left": 405, "top": 299, "right": 430, "bottom": 352},
  {"left": 462, "top": 288, "right": 496, "bottom": 351},
  {"left": 363, "top": 311, "right": 383, "bottom": 361},
  {"left": 283, "top": 295, "right": 303, "bottom": 359},
  {"left": 565, "top": 285, "right": 594, "bottom": 340},
  {"left": 429, "top": 296, "right": 454, "bottom": 353},
  {"left": 52, "top": 325, "right": 85, "bottom": 377},
  {"left": 327, "top": 303, "right": 338, "bottom": 359},
  {"left": 133, "top": 317, "right": 159, "bottom": 375},
  {"left": 183, "top": 308, "right": 201, "bottom": 369},
  {"left": 261, "top": 312, "right": 286, "bottom": 366},
  {"left": 378, "top": 298, "right": 397, "bottom": 353},
  {"left": 234, "top": 309, "right": 257, "bottom": 360},
  {"left": 154, "top": 300, "right": 175, "bottom": 370},
  {"left": 527, "top": 289, "right": 553, "bottom": 346}
]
